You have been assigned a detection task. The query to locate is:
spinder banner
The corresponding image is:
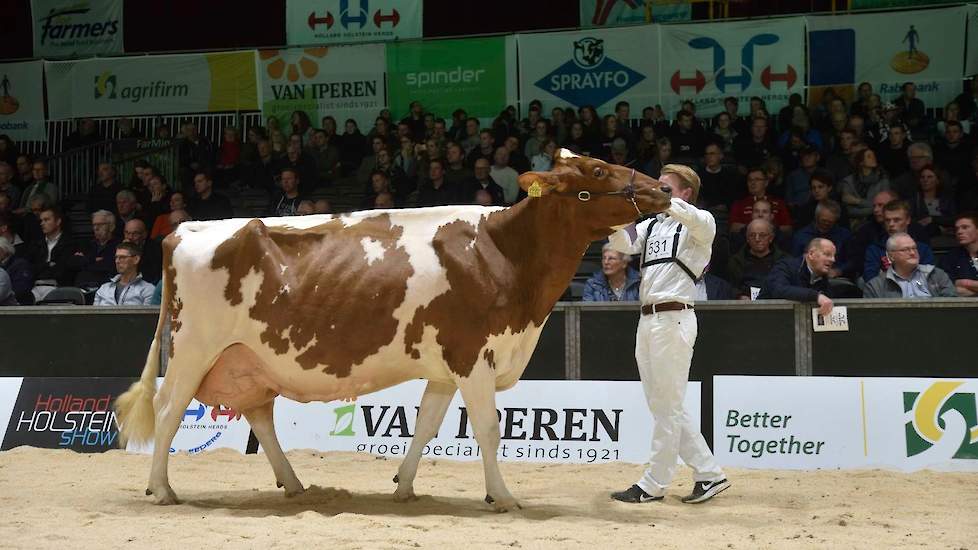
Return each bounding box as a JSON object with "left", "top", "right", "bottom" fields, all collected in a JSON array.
[
  {"left": 807, "top": 7, "right": 966, "bottom": 109},
  {"left": 259, "top": 45, "right": 386, "bottom": 133},
  {"left": 44, "top": 51, "right": 259, "bottom": 119},
  {"left": 268, "top": 379, "right": 701, "bottom": 464},
  {"left": 517, "top": 26, "right": 658, "bottom": 116},
  {"left": 31, "top": 0, "right": 123, "bottom": 58},
  {"left": 580, "top": 0, "right": 690, "bottom": 27},
  {"left": 659, "top": 17, "right": 804, "bottom": 117},
  {"left": 386, "top": 36, "right": 517, "bottom": 121},
  {"left": 286, "top": 0, "right": 421, "bottom": 46},
  {"left": 0, "top": 61, "right": 47, "bottom": 141}
]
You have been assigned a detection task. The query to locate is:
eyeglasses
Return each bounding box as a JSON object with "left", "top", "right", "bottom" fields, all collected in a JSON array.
[
  {"left": 747, "top": 232, "right": 772, "bottom": 239},
  {"left": 891, "top": 246, "right": 918, "bottom": 254}
]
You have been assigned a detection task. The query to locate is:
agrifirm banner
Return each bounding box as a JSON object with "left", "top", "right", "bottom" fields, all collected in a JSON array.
[
  {"left": 517, "top": 26, "right": 658, "bottom": 116},
  {"left": 32, "top": 0, "right": 123, "bottom": 58},
  {"left": 0, "top": 61, "right": 47, "bottom": 141},
  {"left": 714, "top": 376, "right": 978, "bottom": 472},
  {"left": 45, "top": 51, "right": 259, "bottom": 119},
  {"left": 659, "top": 17, "right": 804, "bottom": 117},
  {"left": 287, "top": 0, "right": 421, "bottom": 46},
  {"left": 807, "top": 7, "right": 966, "bottom": 109},
  {"left": 967, "top": 4, "right": 978, "bottom": 77},
  {"left": 580, "top": 0, "right": 690, "bottom": 27},
  {"left": 269, "top": 379, "right": 701, "bottom": 464},
  {"left": 259, "top": 45, "right": 386, "bottom": 132},
  {"left": 386, "top": 36, "right": 517, "bottom": 121}
]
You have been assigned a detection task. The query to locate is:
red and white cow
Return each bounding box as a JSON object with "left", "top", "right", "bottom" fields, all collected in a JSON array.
[{"left": 115, "top": 150, "right": 671, "bottom": 511}]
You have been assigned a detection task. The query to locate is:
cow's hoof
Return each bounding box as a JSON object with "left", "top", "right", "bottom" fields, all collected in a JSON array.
[
  {"left": 393, "top": 488, "right": 418, "bottom": 502},
  {"left": 148, "top": 485, "right": 179, "bottom": 505},
  {"left": 392, "top": 474, "right": 399, "bottom": 484},
  {"left": 283, "top": 483, "right": 305, "bottom": 498},
  {"left": 486, "top": 494, "right": 521, "bottom": 513}
]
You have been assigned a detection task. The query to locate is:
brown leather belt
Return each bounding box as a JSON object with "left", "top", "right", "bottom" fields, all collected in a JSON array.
[{"left": 641, "top": 302, "right": 694, "bottom": 315}]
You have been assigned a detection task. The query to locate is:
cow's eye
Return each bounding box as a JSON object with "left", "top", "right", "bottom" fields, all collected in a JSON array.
[{"left": 593, "top": 166, "right": 605, "bottom": 178}]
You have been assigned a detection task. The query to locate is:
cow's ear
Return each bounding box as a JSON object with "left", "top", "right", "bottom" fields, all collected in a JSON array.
[{"left": 517, "top": 172, "right": 563, "bottom": 198}]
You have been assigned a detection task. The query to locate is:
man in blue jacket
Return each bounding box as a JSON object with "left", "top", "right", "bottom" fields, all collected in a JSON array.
[
  {"left": 864, "top": 200, "right": 933, "bottom": 282},
  {"left": 759, "top": 238, "right": 837, "bottom": 316}
]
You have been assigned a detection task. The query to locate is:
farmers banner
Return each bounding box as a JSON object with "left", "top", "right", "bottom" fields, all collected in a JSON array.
[
  {"left": 45, "top": 51, "right": 258, "bottom": 119},
  {"left": 580, "top": 0, "right": 690, "bottom": 27},
  {"left": 517, "top": 26, "right": 658, "bottom": 116},
  {"left": 32, "top": 0, "right": 124, "bottom": 58},
  {"left": 659, "top": 17, "right": 805, "bottom": 117},
  {"left": 807, "top": 7, "right": 967, "bottom": 108},
  {"left": 286, "top": 0, "right": 421, "bottom": 46},
  {"left": 0, "top": 61, "right": 47, "bottom": 141}
]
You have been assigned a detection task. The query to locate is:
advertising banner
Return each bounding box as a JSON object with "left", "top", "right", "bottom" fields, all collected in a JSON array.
[
  {"left": 0, "top": 378, "right": 23, "bottom": 447},
  {"left": 45, "top": 51, "right": 259, "bottom": 119},
  {"left": 287, "top": 0, "right": 421, "bottom": 46},
  {"left": 517, "top": 26, "right": 658, "bottom": 116},
  {"left": 807, "top": 7, "right": 966, "bottom": 108},
  {"left": 580, "top": 0, "right": 690, "bottom": 27},
  {"left": 659, "top": 17, "right": 804, "bottom": 117},
  {"left": 270, "top": 379, "right": 701, "bottom": 464},
  {"left": 32, "top": 0, "right": 124, "bottom": 58},
  {"left": 0, "top": 61, "right": 47, "bottom": 141},
  {"left": 386, "top": 36, "right": 516, "bottom": 121},
  {"left": 967, "top": 5, "right": 978, "bottom": 77},
  {"left": 259, "top": 45, "right": 386, "bottom": 132}
]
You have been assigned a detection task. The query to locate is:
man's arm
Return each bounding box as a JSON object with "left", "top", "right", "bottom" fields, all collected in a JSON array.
[
  {"left": 665, "top": 198, "right": 716, "bottom": 244},
  {"left": 0, "top": 269, "right": 13, "bottom": 304},
  {"left": 932, "top": 269, "right": 958, "bottom": 298},
  {"left": 954, "top": 279, "right": 978, "bottom": 297},
  {"left": 761, "top": 259, "right": 820, "bottom": 302},
  {"left": 608, "top": 217, "right": 652, "bottom": 256}
]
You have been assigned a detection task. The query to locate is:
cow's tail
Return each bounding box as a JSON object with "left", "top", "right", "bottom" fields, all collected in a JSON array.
[{"left": 115, "top": 237, "right": 175, "bottom": 446}]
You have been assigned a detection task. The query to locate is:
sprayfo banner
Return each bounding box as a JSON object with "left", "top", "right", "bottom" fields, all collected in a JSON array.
[
  {"left": 268, "top": 380, "right": 701, "bottom": 464},
  {"left": 580, "top": 0, "right": 690, "bottom": 27},
  {"left": 259, "top": 45, "right": 385, "bottom": 132},
  {"left": 286, "top": 0, "right": 421, "bottom": 46},
  {"left": 517, "top": 26, "right": 658, "bottom": 116},
  {"left": 807, "top": 7, "right": 967, "bottom": 108},
  {"left": 31, "top": 0, "right": 123, "bottom": 58},
  {"left": 386, "top": 36, "right": 516, "bottom": 121},
  {"left": 0, "top": 62, "right": 47, "bottom": 141},
  {"left": 714, "top": 376, "right": 978, "bottom": 472},
  {"left": 44, "top": 51, "right": 258, "bottom": 119},
  {"left": 659, "top": 17, "right": 804, "bottom": 117}
]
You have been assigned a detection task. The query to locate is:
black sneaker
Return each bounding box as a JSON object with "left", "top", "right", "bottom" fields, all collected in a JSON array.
[
  {"left": 611, "top": 484, "right": 663, "bottom": 503},
  {"left": 681, "top": 479, "right": 730, "bottom": 504}
]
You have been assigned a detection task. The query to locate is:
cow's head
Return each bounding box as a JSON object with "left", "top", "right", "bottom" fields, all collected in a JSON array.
[{"left": 518, "top": 149, "right": 674, "bottom": 235}]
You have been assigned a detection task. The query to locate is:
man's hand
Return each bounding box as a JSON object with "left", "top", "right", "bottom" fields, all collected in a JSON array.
[
  {"left": 828, "top": 268, "right": 842, "bottom": 279},
  {"left": 817, "top": 293, "right": 834, "bottom": 317}
]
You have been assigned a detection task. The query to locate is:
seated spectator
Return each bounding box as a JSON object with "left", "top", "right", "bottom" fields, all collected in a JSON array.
[
  {"left": 734, "top": 116, "right": 775, "bottom": 173},
  {"left": 393, "top": 135, "right": 417, "bottom": 182},
  {"left": 0, "top": 212, "right": 26, "bottom": 258},
  {"left": 791, "top": 171, "right": 849, "bottom": 230},
  {"left": 242, "top": 139, "right": 281, "bottom": 192},
  {"left": 729, "top": 168, "right": 793, "bottom": 233},
  {"left": 362, "top": 170, "right": 394, "bottom": 209},
  {"left": 892, "top": 142, "right": 938, "bottom": 199},
  {"left": 16, "top": 160, "right": 59, "bottom": 214},
  {"left": 338, "top": 119, "right": 367, "bottom": 174},
  {"left": 14, "top": 154, "right": 32, "bottom": 188},
  {"left": 696, "top": 142, "right": 740, "bottom": 214},
  {"left": 296, "top": 200, "right": 315, "bottom": 215},
  {"left": 94, "top": 242, "right": 156, "bottom": 306},
  {"left": 864, "top": 200, "right": 935, "bottom": 282},
  {"left": 69, "top": 210, "right": 118, "bottom": 289},
  {"left": 523, "top": 119, "right": 550, "bottom": 160},
  {"left": 0, "top": 265, "right": 15, "bottom": 305},
  {"left": 840, "top": 148, "right": 890, "bottom": 220},
  {"left": 825, "top": 129, "right": 859, "bottom": 182},
  {"left": 728, "top": 199, "right": 792, "bottom": 254},
  {"left": 489, "top": 147, "right": 520, "bottom": 205},
  {"left": 141, "top": 174, "right": 171, "bottom": 231},
  {"left": 458, "top": 116, "right": 480, "bottom": 154},
  {"left": 314, "top": 199, "right": 331, "bottom": 214},
  {"left": 123, "top": 219, "right": 162, "bottom": 284},
  {"left": 864, "top": 233, "right": 956, "bottom": 298},
  {"left": 0, "top": 162, "right": 20, "bottom": 208},
  {"left": 934, "top": 120, "right": 972, "bottom": 183},
  {"left": 728, "top": 218, "right": 788, "bottom": 299},
  {"left": 178, "top": 121, "right": 214, "bottom": 188},
  {"left": 113, "top": 190, "right": 144, "bottom": 239},
  {"left": 669, "top": 110, "right": 705, "bottom": 162},
  {"left": 167, "top": 209, "right": 191, "bottom": 235},
  {"left": 531, "top": 139, "right": 558, "bottom": 172},
  {"left": 465, "top": 129, "right": 496, "bottom": 169},
  {"left": 0, "top": 236, "right": 31, "bottom": 304},
  {"left": 269, "top": 168, "right": 304, "bottom": 217},
  {"left": 87, "top": 162, "right": 122, "bottom": 214},
  {"left": 791, "top": 200, "right": 852, "bottom": 261},
  {"left": 27, "top": 205, "right": 75, "bottom": 300},
  {"left": 634, "top": 125, "right": 659, "bottom": 165},
  {"left": 473, "top": 189, "right": 494, "bottom": 206},
  {"left": 565, "top": 121, "right": 594, "bottom": 156},
  {"left": 463, "top": 158, "right": 506, "bottom": 206},
  {"left": 443, "top": 143, "right": 473, "bottom": 188},
  {"left": 188, "top": 172, "right": 233, "bottom": 221},
  {"left": 762, "top": 156, "right": 786, "bottom": 200},
  {"left": 282, "top": 142, "right": 317, "bottom": 194},
  {"left": 894, "top": 82, "right": 926, "bottom": 137},
  {"left": 910, "top": 165, "right": 957, "bottom": 238},
  {"left": 607, "top": 138, "right": 631, "bottom": 168},
  {"left": 758, "top": 238, "right": 838, "bottom": 315},
  {"left": 373, "top": 192, "right": 395, "bottom": 210},
  {"left": 936, "top": 101, "right": 971, "bottom": 136},
  {"left": 877, "top": 124, "right": 911, "bottom": 181},
  {"left": 20, "top": 193, "right": 51, "bottom": 245},
  {"left": 215, "top": 126, "right": 242, "bottom": 187},
  {"left": 417, "top": 159, "right": 459, "bottom": 207},
  {"left": 582, "top": 244, "right": 640, "bottom": 302},
  {"left": 938, "top": 213, "right": 978, "bottom": 297},
  {"left": 639, "top": 137, "right": 672, "bottom": 179},
  {"left": 711, "top": 111, "right": 738, "bottom": 157},
  {"left": 151, "top": 192, "right": 186, "bottom": 239},
  {"left": 784, "top": 147, "right": 820, "bottom": 207}
]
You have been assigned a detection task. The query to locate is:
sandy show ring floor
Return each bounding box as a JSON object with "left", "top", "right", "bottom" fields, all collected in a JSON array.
[{"left": 0, "top": 447, "right": 974, "bottom": 549}]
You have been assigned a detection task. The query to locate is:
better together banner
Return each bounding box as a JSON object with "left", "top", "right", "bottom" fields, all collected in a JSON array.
[
  {"left": 31, "top": 0, "right": 123, "bottom": 58},
  {"left": 386, "top": 36, "right": 517, "bottom": 121},
  {"left": 45, "top": 51, "right": 258, "bottom": 119},
  {"left": 0, "top": 61, "right": 46, "bottom": 141},
  {"left": 659, "top": 17, "right": 805, "bottom": 117},
  {"left": 286, "top": 0, "right": 421, "bottom": 46}
]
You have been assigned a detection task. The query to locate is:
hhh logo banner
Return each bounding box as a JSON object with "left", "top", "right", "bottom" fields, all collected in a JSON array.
[{"left": 286, "top": 0, "right": 422, "bottom": 46}]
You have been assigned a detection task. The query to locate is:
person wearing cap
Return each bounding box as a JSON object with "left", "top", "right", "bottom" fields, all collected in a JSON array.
[{"left": 607, "top": 164, "right": 730, "bottom": 505}]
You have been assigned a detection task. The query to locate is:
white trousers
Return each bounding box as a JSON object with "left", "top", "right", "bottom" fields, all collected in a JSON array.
[{"left": 635, "top": 309, "right": 724, "bottom": 496}]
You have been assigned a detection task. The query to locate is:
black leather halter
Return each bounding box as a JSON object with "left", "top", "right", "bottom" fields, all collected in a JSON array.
[{"left": 552, "top": 168, "right": 645, "bottom": 216}]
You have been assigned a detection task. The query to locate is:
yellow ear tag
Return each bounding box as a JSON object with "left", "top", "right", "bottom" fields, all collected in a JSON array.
[{"left": 528, "top": 181, "right": 543, "bottom": 198}]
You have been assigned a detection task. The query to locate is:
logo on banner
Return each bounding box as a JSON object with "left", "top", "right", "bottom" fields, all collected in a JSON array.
[
  {"left": 671, "top": 33, "right": 797, "bottom": 94},
  {"left": 305, "top": 0, "right": 401, "bottom": 34},
  {"left": 330, "top": 402, "right": 357, "bottom": 436},
  {"left": 37, "top": 3, "right": 121, "bottom": 47},
  {"left": 534, "top": 37, "right": 645, "bottom": 108},
  {"left": 90, "top": 71, "right": 189, "bottom": 103},
  {"left": 890, "top": 25, "right": 930, "bottom": 74},
  {"left": 172, "top": 403, "right": 243, "bottom": 454},
  {"left": 904, "top": 381, "right": 978, "bottom": 460},
  {"left": 94, "top": 71, "right": 117, "bottom": 99},
  {"left": 1, "top": 73, "right": 21, "bottom": 115}
]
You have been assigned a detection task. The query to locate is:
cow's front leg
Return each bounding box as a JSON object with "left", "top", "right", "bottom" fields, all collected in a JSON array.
[
  {"left": 458, "top": 366, "right": 519, "bottom": 512},
  {"left": 393, "top": 381, "right": 456, "bottom": 502}
]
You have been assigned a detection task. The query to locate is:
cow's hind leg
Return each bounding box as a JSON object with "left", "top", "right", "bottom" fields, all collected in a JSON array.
[
  {"left": 146, "top": 365, "right": 207, "bottom": 505},
  {"left": 457, "top": 366, "right": 519, "bottom": 512},
  {"left": 243, "top": 400, "right": 304, "bottom": 497},
  {"left": 393, "top": 381, "right": 456, "bottom": 502}
]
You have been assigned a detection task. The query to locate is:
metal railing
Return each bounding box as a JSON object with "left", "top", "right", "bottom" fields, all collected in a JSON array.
[{"left": 45, "top": 138, "right": 183, "bottom": 197}]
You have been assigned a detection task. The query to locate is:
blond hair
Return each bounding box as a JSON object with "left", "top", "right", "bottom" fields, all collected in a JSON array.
[{"left": 660, "top": 164, "right": 701, "bottom": 203}]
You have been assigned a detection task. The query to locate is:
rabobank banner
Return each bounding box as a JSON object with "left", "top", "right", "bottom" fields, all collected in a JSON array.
[
  {"left": 45, "top": 51, "right": 259, "bottom": 119},
  {"left": 386, "top": 36, "right": 517, "bottom": 121},
  {"left": 269, "top": 380, "right": 700, "bottom": 464},
  {"left": 286, "top": 0, "right": 422, "bottom": 46},
  {"left": 807, "top": 7, "right": 966, "bottom": 108},
  {"left": 259, "top": 45, "right": 386, "bottom": 132},
  {"left": 659, "top": 17, "right": 804, "bottom": 117},
  {"left": 0, "top": 61, "right": 47, "bottom": 141},
  {"left": 32, "top": 0, "right": 124, "bottom": 58},
  {"left": 517, "top": 26, "right": 658, "bottom": 116}
]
